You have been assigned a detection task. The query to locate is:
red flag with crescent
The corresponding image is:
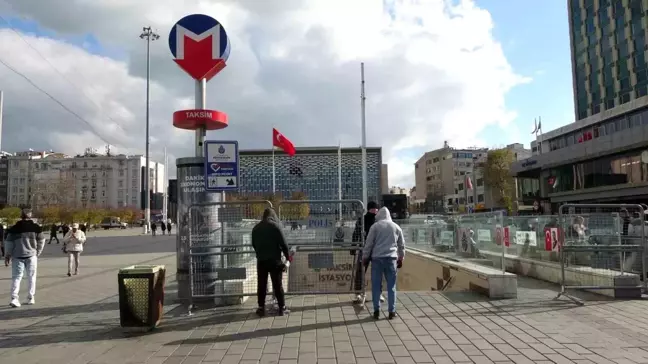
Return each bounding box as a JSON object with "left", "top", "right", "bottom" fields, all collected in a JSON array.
[{"left": 273, "top": 128, "right": 296, "bottom": 156}]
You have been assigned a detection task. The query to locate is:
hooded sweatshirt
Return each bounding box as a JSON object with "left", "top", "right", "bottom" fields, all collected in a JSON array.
[
  {"left": 251, "top": 208, "right": 290, "bottom": 263},
  {"left": 362, "top": 207, "right": 405, "bottom": 261}
]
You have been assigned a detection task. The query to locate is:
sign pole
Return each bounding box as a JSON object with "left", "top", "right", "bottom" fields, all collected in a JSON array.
[{"left": 195, "top": 79, "right": 207, "bottom": 157}]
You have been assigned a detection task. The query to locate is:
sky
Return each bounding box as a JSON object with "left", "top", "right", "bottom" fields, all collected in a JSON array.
[{"left": 0, "top": 0, "right": 575, "bottom": 189}]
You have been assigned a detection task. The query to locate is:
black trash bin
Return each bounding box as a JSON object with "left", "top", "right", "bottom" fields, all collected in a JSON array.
[{"left": 118, "top": 265, "right": 166, "bottom": 329}]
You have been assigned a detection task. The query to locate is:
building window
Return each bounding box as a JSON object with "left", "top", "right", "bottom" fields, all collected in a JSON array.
[{"left": 477, "top": 194, "right": 484, "bottom": 202}]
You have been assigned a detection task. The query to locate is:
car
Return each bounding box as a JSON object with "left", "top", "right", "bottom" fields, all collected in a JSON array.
[{"left": 100, "top": 217, "right": 125, "bottom": 230}]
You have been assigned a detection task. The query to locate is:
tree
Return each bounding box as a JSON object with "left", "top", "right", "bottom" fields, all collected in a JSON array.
[
  {"left": 0, "top": 207, "right": 22, "bottom": 225},
  {"left": 282, "top": 191, "right": 310, "bottom": 220},
  {"left": 483, "top": 149, "right": 515, "bottom": 214},
  {"left": 40, "top": 206, "right": 62, "bottom": 225},
  {"left": 86, "top": 208, "right": 108, "bottom": 226},
  {"left": 59, "top": 207, "right": 88, "bottom": 224}
]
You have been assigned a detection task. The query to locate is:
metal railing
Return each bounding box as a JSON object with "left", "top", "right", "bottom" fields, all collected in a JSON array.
[{"left": 555, "top": 203, "right": 646, "bottom": 304}]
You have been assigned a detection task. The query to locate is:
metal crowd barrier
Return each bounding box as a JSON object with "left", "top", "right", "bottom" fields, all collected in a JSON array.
[
  {"left": 556, "top": 203, "right": 646, "bottom": 304},
  {"left": 187, "top": 199, "right": 367, "bottom": 315}
]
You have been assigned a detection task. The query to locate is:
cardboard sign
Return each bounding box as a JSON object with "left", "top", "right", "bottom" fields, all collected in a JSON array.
[{"left": 544, "top": 227, "right": 561, "bottom": 252}]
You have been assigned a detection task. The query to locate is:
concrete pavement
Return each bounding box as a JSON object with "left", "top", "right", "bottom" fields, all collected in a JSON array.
[{"left": 1, "top": 233, "right": 648, "bottom": 364}]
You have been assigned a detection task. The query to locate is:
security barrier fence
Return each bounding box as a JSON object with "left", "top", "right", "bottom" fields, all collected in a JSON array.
[
  {"left": 556, "top": 204, "right": 646, "bottom": 303},
  {"left": 400, "top": 205, "right": 647, "bottom": 299},
  {"left": 187, "top": 199, "right": 365, "bottom": 313},
  {"left": 277, "top": 199, "right": 365, "bottom": 246}
]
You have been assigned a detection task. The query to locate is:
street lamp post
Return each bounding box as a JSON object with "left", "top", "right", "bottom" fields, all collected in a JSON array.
[{"left": 140, "top": 26, "right": 159, "bottom": 234}]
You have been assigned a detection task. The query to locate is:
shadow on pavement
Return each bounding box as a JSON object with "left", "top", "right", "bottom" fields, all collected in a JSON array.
[{"left": 0, "top": 301, "right": 119, "bottom": 322}]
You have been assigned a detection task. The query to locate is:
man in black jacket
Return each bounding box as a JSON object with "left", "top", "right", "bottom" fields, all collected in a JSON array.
[
  {"left": 252, "top": 208, "right": 291, "bottom": 316},
  {"left": 351, "top": 201, "right": 385, "bottom": 304}
]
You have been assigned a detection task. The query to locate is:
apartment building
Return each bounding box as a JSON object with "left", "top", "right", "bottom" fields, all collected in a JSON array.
[
  {"left": 415, "top": 143, "right": 530, "bottom": 213},
  {"left": 414, "top": 143, "right": 488, "bottom": 213},
  {"left": 6, "top": 148, "right": 164, "bottom": 209}
]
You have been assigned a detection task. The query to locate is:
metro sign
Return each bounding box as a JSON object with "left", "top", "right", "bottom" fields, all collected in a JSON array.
[{"left": 168, "top": 14, "right": 231, "bottom": 81}]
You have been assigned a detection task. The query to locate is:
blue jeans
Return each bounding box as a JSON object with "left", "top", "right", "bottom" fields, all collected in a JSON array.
[{"left": 371, "top": 257, "right": 397, "bottom": 312}]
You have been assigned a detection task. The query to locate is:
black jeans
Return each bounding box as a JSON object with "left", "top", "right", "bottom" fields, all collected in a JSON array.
[
  {"left": 257, "top": 260, "right": 285, "bottom": 308},
  {"left": 49, "top": 235, "right": 59, "bottom": 244}
]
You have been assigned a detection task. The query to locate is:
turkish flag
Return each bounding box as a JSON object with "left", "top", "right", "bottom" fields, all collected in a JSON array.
[
  {"left": 544, "top": 227, "right": 560, "bottom": 252},
  {"left": 466, "top": 176, "right": 473, "bottom": 190},
  {"left": 273, "top": 128, "right": 296, "bottom": 156}
]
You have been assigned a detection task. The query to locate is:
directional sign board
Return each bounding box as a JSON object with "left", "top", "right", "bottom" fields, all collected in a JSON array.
[
  {"left": 168, "top": 14, "right": 231, "bottom": 81},
  {"left": 205, "top": 140, "right": 239, "bottom": 192}
]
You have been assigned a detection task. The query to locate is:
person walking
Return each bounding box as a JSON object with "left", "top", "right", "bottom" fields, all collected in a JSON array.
[
  {"left": 351, "top": 201, "right": 384, "bottom": 305},
  {"left": 63, "top": 223, "right": 87, "bottom": 277},
  {"left": 160, "top": 221, "right": 167, "bottom": 235},
  {"left": 0, "top": 223, "right": 4, "bottom": 258},
  {"left": 4, "top": 209, "right": 46, "bottom": 307},
  {"left": 48, "top": 224, "right": 59, "bottom": 244},
  {"left": 151, "top": 222, "right": 157, "bottom": 236},
  {"left": 251, "top": 208, "right": 291, "bottom": 317},
  {"left": 166, "top": 220, "right": 172, "bottom": 235},
  {"left": 362, "top": 207, "right": 405, "bottom": 320}
]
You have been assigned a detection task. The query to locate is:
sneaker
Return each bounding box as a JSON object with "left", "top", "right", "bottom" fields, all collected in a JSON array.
[
  {"left": 67, "top": 272, "right": 71, "bottom": 277},
  {"left": 255, "top": 307, "right": 265, "bottom": 317},
  {"left": 25, "top": 297, "right": 35, "bottom": 305},
  {"left": 278, "top": 307, "right": 290, "bottom": 316},
  {"left": 9, "top": 298, "right": 20, "bottom": 308},
  {"left": 380, "top": 295, "right": 385, "bottom": 302},
  {"left": 373, "top": 310, "right": 380, "bottom": 319},
  {"left": 388, "top": 312, "right": 397, "bottom": 320},
  {"left": 353, "top": 294, "right": 366, "bottom": 304}
]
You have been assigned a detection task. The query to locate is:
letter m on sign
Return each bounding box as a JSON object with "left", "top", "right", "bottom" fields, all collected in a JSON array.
[{"left": 173, "top": 24, "right": 227, "bottom": 81}]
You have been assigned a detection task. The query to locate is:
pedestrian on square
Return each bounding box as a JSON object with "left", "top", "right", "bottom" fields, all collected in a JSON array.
[
  {"left": 0, "top": 223, "right": 5, "bottom": 258},
  {"left": 48, "top": 223, "right": 59, "bottom": 244},
  {"left": 4, "top": 209, "right": 46, "bottom": 307},
  {"left": 166, "top": 220, "right": 172, "bottom": 235},
  {"left": 251, "top": 208, "right": 291, "bottom": 317},
  {"left": 151, "top": 221, "right": 157, "bottom": 236},
  {"left": 362, "top": 207, "right": 405, "bottom": 320},
  {"left": 63, "top": 223, "right": 87, "bottom": 277},
  {"left": 160, "top": 221, "right": 167, "bottom": 235}
]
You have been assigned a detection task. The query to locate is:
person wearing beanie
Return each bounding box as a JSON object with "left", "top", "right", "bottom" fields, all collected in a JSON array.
[
  {"left": 351, "top": 201, "right": 385, "bottom": 305},
  {"left": 4, "top": 209, "right": 45, "bottom": 308}
]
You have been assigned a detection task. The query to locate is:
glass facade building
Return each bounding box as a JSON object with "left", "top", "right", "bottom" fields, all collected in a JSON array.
[
  {"left": 570, "top": 0, "right": 647, "bottom": 120},
  {"left": 239, "top": 147, "right": 382, "bottom": 203}
]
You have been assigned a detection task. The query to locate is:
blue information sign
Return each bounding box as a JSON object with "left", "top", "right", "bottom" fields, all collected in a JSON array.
[{"left": 204, "top": 140, "right": 239, "bottom": 192}]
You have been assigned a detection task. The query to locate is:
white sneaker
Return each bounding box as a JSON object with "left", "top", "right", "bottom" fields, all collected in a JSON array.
[
  {"left": 9, "top": 299, "right": 20, "bottom": 308},
  {"left": 25, "top": 297, "right": 35, "bottom": 305},
  {"left": 353, "top": 294, "right": 366, "bottom": 304},
  {"left": 380, "top": 295, "right": 385, "bottom": 302}
]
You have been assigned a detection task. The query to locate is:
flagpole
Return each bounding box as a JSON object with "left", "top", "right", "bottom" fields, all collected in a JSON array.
[
  {"left": 272, "top": 147, "right": 276, "bottom": 194},
  {"left": 360, "top": 63, "right": 368, "bottom": 210},
  {"left": 338, "top": 141, "right": 342, "bottom": 220},
  {"left": 538, "top": 116, "right": 543, "bottom": 155}
]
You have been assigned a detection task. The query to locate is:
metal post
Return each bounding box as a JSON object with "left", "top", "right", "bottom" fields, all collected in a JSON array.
[
  {"left": 360, "top": 63, "right": 368, "bottom": 208},
  {"left": 0, "top": 90, "right": 4, "bottom": 152},
  {"left": 195, "top": 79, "right": 207, "bottom": 156},
  {"left": 140, "top": 26, "right": 159, "bottom": 235},
  {"left": 163, "top": 147, "right": 168, "bottom": 222}
]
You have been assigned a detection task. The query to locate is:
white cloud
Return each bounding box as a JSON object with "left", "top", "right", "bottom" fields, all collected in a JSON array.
[{"left": 0, "top": 0, "right": 529, "bottom": 187}]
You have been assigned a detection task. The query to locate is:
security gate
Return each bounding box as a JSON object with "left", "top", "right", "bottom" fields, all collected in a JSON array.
[
  {"left": 556, "top": 203, "right": 646, "bottom": 304},
  {"left": 187, "top": 199, "right": 366, "bottom": 313},
  {"left": 187, "top": 200, "right": 273, "bottom": 312}
]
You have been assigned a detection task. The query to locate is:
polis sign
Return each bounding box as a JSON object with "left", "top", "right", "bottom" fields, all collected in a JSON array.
[{"left": 173, "top": 109, "right": 228, "bottom": 130}]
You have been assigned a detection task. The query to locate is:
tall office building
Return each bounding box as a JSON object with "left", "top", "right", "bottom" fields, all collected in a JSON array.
[{"left": 569, "top": 0, "right": 646, "bottom": 120}]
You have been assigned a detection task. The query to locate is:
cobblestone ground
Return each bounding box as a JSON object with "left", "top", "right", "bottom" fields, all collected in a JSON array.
[{"left": 1, "top": 234, "right": 648, "bottom": 364}]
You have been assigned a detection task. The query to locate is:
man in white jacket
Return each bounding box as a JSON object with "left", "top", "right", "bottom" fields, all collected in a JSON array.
[{"left": 63, "top": 223, "right": 87, "bottom": 277}]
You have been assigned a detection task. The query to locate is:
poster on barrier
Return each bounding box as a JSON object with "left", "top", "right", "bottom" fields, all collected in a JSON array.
[
  {"left": 288, "top": 250, "right": 357, "bottom": 293},
  {"left": 477, "top": 229, "right": 491, "bottom": 243},
  {"left": 440, "top": 231, "right": 454, "bottom": 245},
  {"left": 495, "top": 225, "right": 503, "bottom": 245},
  {"left": 515, "top": 231, "right": 537, "bottom": 246},
  {"left": 544, "top": 227, "right": 561, "bottom": 252},
  {"left": 458, "top": 228, "right": 472, "bottom": 253}
]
